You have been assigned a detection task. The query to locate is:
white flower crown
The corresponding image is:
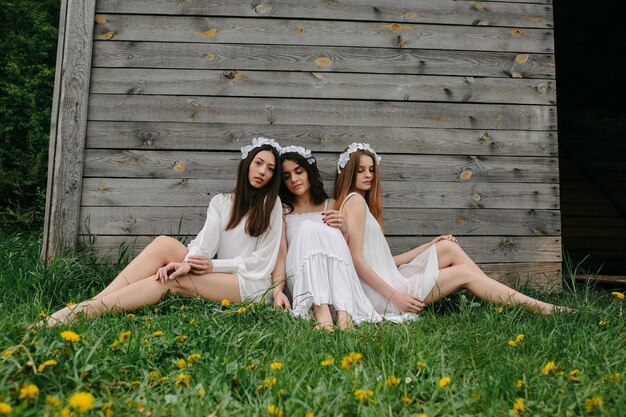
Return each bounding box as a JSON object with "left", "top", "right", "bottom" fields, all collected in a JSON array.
[
  {"left": 240, "top": 137, "right": 282, "bottom": 160},
  {"left": 337, "top": 142, "right": 381, "bottom": 173},
  {"left": 280, "top": 145, "right": 316, "bottom": 164}
]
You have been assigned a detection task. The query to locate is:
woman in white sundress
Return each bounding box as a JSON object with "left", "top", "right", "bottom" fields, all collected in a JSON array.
[
  {"left": 334, "top": 142, "right": 567, "bottom": 322},
  {"left": 42, "top": 137, "right": 284, "bottom": 327},
  {"left": 271, "top": 145, "right": 381, "bottom": 330}
]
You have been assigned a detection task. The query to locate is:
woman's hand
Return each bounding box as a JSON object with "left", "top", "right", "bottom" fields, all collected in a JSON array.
[
  {"left": 155, "top": 262, "right": 191, "bottom": 283},
  {"left": 322, "top": 210, "right": 348, "bottom": 233},
  {"left": 390, "top": 292, "right": 426, "bottom": 314},
  {"left": 273, "top": 291, "right": 291, "bottom": 309},
  {"left": 185, "top": 256, "right": 213, "bottom": 275},
  {"left": 431, "top": 235, "right": 459, "bottom": 245}
]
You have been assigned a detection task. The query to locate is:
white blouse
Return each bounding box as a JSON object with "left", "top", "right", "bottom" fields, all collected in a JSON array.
[{"left": 184, "top": 193, "right": 283, "bottom": 301}]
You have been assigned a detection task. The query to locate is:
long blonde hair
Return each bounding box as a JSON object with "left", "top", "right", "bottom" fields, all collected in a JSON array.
[{"left": 333, "top": 149, "right": 384, "bottom": 230}]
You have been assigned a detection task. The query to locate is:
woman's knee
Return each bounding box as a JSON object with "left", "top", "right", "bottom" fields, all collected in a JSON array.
[{"left": 150, "top": 236, "right": 187, "bottom": 257}]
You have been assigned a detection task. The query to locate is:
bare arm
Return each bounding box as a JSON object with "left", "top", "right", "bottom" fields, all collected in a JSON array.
[
  {"left": 343, "top": 196, "right": 424, "bottom": 313},
  {"left": 393, "top": 235, "right": 459, "bottom": 267},
  {"left": 271, "top": 217, "right": 290, "bottom": 308}
]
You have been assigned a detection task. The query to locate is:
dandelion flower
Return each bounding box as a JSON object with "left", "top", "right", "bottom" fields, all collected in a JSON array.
[
  {"left": 175, "top": 335, "right": 188, "bottom": 342},
  {"left": 386, "top": 375, "right": 401, "bottom": 386},
  {"left": 496, "top": 306, "right": 504, "bottom": 314},
  {"left": 144, "top": 317, "right": 153, "bottom": 322},
  {"left": 152, "top": 330, "right": 164, "bottom": 337},
  {"left": 305, "top": 413, "right": 314, "bottom": 417},
  {"left": 60, "top": 330, "right": 80, "bottom": 343},
  {"left": 508, "top": 340, "right": 517, "bottom": 347},
  {"left": 189, "top": 318, "right": 196, "bottom": 325},
  {"left": 401, "top": 396, "right": 412, "bottom": 404},
  {"left": 320, "top": 356, "right": 333, "bottom": 367},
  {"left": 611, "top": 291, "right": 624, "bottom": 299},
  {"left": 515, "top": 334, "right": 525, "bottom": 342},
  {"left": 542, "top": 361, "right": 556, "bottom": 375},
  {"left": 1, "top": 349, "right": 15, "bottom": 357},
  {"left": 416, "top": 361, "right": 426, "bottom": 368},
  {"left": 604, "top": 372, "right": 621, "bottom": 383},
  {"left": 38, "top": 359, "right": 58, "bottom": 373},
  {"left": 516, "top": 380, "right": 526, "bottom": 389},
  {"left": 598, "top": 320, "right": 608, "bottom": 326},
  {"left": 270, "top": 361, "right": 284, "bottom": 371},
  {"left": 68, "top": 392, "right": 95, "bottom": 413},
  {"left": 221, "top": 299, "right": 231, "bottom": 306},
  {"left": 416, "top": 414, "right": 428, "bottom": 417},
  {"left": 512, "top": 398, "right": 525, "bottom": 416},
  {"left": 176, "top": 359, "right": 187, "bottom": 369},
  {"left": 584, "top": 396, "right": 603, "bottom": 413},
  {"left": 568, "top": 369, "right": 580, "bottom": 382},
  {"left": 126, "top": 313, "right": 135, "bottom": 319},
  {"left": 19, "top": 384, "right": 39, "bottom": 400},
  {"left": 354, "top": 389, "right": 375, "bottom": 404},
  {"left": 118, "top": 331, "right": 131, "bottom": 343},
  {"left": 268, "top": 404, "right": 284, "bottom": 417},
  {"left": 45, "top": 395, "right": 62, "bottom": 407},
  {"left": 187, "top": 353, "right": 201, "bottom": 362},
  {"left": 60, "top": 408, "right": 72, "bottom": 417},
  {"left": 341, "top": 352, "right": 363, "bottom": 370},
  {"left": 195, "top": 388, "right": 206, "bottom": 398},
  {"left": 0, "top": 402, "right": 12, "bottom": 414},
  {"left": 175, "top": 373, "right": 190, "bottom": 387},
  {"left": 39, "top": 311, "right": 48, "bottom": 318},
  {"left": 236, "top": 306, "right": 247, "bottom": 314}
]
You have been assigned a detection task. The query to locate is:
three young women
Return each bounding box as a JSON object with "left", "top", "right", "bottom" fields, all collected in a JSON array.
[
  {"left": 271, "top": 146, "right": 380, "bottom": 329},
  {"left": 334, "top": 142, "right": 563, "bottom": 321},
  {"left": 43, "top": 137, "right": 284, "bottom": 326}
]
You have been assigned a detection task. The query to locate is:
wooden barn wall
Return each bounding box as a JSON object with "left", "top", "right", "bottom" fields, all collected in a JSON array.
[{"left": 51, "top": 0, "right": 560, "bottom": 287}]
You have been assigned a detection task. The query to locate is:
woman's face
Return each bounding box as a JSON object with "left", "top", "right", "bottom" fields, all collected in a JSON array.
[
  {"left": 354, "top": 154, "right": 375, "bottom": 194},
  {"left": 281, "top": 159, "right": 310, "bottom": 197},
  {"left": 248, "top": 150, "right": 276, "bottom": 189}
]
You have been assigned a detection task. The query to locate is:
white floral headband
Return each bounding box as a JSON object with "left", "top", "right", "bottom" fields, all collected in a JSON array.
[
  {"left": 280, "top": 145, "right": 316, "bottom": 165},
  {"left": 337, "top": 142, "right": 381, "bottom": 174},
  {"left": 240, "top": 137, "right": 282, "bottom": 160}
]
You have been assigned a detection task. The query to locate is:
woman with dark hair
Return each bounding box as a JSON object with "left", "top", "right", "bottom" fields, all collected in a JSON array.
[
  {"left": 43, "top": 138, "right": 284, "bottom": 326},
  {"left": 271, "top": 145, "right": 380, "bottom": 330},
  {"left": 334, "top": 142, "right": 566, "bottom": 322}
]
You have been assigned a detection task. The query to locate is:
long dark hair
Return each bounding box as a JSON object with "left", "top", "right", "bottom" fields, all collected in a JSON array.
[
  {"left": 226, "top": 144, "right": 281, "bottom": 237},
  {"left": 280, "top": 152, "right": 328, "bottom": 214}
]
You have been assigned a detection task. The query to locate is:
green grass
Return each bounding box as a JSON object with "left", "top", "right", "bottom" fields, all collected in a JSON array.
[{"left": 0, "top": 232, "right": 624, "bottom": 416}]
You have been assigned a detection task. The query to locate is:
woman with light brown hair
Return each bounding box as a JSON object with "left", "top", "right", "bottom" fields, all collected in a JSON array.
[{"left": 334, "top": 142, "right": 564, "bottom": 321}]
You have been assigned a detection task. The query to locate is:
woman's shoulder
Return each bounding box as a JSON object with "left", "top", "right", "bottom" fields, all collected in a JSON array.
[{"left": 342, "top": 192, "right": 366, "bottom": 208}]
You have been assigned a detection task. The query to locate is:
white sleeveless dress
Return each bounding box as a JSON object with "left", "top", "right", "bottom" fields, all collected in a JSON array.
[
  {"left": 285, "top": 200, "right": 381, "bottom": 324},
  {"left": 340, "top": 193, "right": 440, "bottom": 322}
]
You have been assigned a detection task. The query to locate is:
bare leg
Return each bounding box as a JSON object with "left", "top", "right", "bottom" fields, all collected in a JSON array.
[
  {"left": 336, "top": 310, "right": 354, "bottom": 330},
  {"left": 46, "top": 272, "right": 240, "bottom": 326},
  {"left": 93, "top": 236, "right": 188, "bottom": 299},
  {"left": 313, "top": 304, "right": 334, "bottom": 331},
  {"left": 426, "top": 240, "right": 558, "bottom": 314}
]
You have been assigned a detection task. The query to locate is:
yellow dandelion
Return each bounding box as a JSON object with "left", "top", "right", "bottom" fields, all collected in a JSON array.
[
  {"left": 604, "top": 372, "right": 621, "bottom": 383},
  {"left": 176, "top": 358, "right": 187, "bottom": 369},
  {"left": 158, "top": 376, "right": 169, "bottom": 383},
  {"left": 68, "top": 392, "right": 95, "bottom": 412},
  {"left": 416, "top": 361, "right": 426, "bottom": 368},
  {"left": 119, "top": 331, "right": 131, "bottom": 343},
  {"left": 320, "top": 356, "right": 333, "bottom": 366},
  {"left": 611, "top": 291, "right": 624, "bottom": 299},
  {"left": 496, "top": 306, "right": 504, "bottom": 314},
  {"left": 236, "top": 306, "right": 247, "bottom": 314},
  {"left": 38, "top": 311, "right": 48, "bottom": 318},
  {"left": 515, "top": 334, "right": 525, "bottom": 342},
  {"left": 438, "top": 376, "right": 451, "bottom": 389},
  {"left": 0, "top": 403, "right": 12, "bottom": 414},
  {"left": 144, "top": 317, "right": 153, "bottom": 322},
  {"left": 568, "top": 369, "right": 580, "bottom": 382},
  {"left": 37, "top": 359, "right": 58, "bottom": 373},
  {"left": 110, "top": 340, "right": 120, "bottom": 351},
  {"left": 221, "top": 299, "right": 231, "bottom": 306},
  {"left": 130, "top": 380, "right": 140, "bottom": 386},
  {"left": 305, "top": 413, "right": 314, "bottom": 417},
  {"left": 542, "top": 361, "right": 556, "bottom": 375},
  {"left": 270, "top": 361, "right": 284, "bottom": 371},
  {"left": 45, "top": 395, "right": 62, "bottom": 407},
  {"left": 195, "top": 388, "right": 206, "bottom": 398},
  {"left": 401, "top": 395, "right": 412, "bottom": 404},
  {"left": 179, "top": 305, "right": 186, "bottom": 311},
  {"left": 508, "top": 340, "right": 517, "bottom": 347},
  {"left": 175, "top": 373, "right": 190, "bottom": 387},
  {"left": 584, "top": 396, "right": 602, "bottom": 413},
  {"left": 267, "top": 404, "right": 284, "bottom": 417},
  {"left": 189, "top": 318, "right": 196, "bottom": 325},
  {"left": 153, "top": 308, "right": 159, "bottom": 313},
  {"left": 102, "top": 402, "right": 113, "bottom": 417},
  {"left": 512, "top": 398, "right": 525, "bottom": 416},
  {"left": 60, "top": 408, "right": 72, "bottom": 417},
  {"left": 126, "top": 313, "right": 135, "bottom": 319},
  {"left": 175, "top": 335, "right": 188, "bottom": 342},
  {"left": 257, "top": 376, "right": 277, "bottom": 391},
  {"left": 386, "top": 375, "right": 401, "bottom": 386},
  {"left": 598, "top": 320, "right": 608, "bottom": 326},
  {"left": 416, "top": 414, "right": 428, "bottom": 417},
  {"left": 60, "top": 330, "right": 80, "bottom": 343},
  {"left": 353, "top": 389, "right": 375, "bottom": 404},
  {"left": 19, "top": 383, "right": 39, "bottom": 400},
  {"left": 516, "top": 380, "right": 526, "bottom": 389},
  {"left": 341, "top": 352, "right": 363, "bottom": 369},
  {"left": 151, "top": 331, "right": 164, "bottom": 337},
  {"left": 1, "top": 349, "right": 15, "bottom": 357},
  {"left": 187, "top": 353, "right": 201, "bottom": 362}
]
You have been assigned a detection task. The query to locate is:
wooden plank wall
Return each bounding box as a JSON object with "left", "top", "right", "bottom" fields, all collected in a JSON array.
[{"left": 78, "top": 0, "right": 560, "bottom": 288}]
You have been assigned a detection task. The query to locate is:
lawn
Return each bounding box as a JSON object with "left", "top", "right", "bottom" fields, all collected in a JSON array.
[{"left": 0, "top": 232, "right": 624, "bottom": 416}]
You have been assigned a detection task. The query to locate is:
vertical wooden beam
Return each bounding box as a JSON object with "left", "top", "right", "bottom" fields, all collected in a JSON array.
[{"left": 42, "top": 0, "right": 96, "bottom": 261}]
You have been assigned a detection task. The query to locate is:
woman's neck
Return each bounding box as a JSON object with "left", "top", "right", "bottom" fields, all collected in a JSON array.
[{"left": 293, "top": 193, "right": 322, "bottom": 213}]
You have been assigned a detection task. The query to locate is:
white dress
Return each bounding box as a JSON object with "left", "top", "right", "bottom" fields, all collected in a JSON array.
[
  {"left": 285, "top": 200, "right": 381, "bottom": 324},
  {"left": 341, "top": 192, "right": 440, "bottom": 322},
  {"left": 185, "top": 193, "right": 283, "bottom": 302}
]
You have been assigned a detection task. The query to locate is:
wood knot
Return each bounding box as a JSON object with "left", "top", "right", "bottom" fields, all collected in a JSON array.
[
  {"left": 319, "top": 135, "right": 329, "bottom": 144},
  {"left": 479, "top": 132, "right": 490, "bottom": 142},
  {"left": 471, "top": 193, "right": 482, "bottom": 202},
  {"left": 94, "top": 14, "right": 107, "bottom": 24},
  {"left": 536, "top": 84, "right": 548, "bottom": 94},
  {"left": 457, "top": 218, "right": 466, "bottom": 225},
  {"left": 179, "top": 178, "right": 189, "bottom": 186},
  {"left": 143, "top": 139, "right": 153, "bottom": 147},
  {"left": 174, "top": 161, "right": 186, "bottom": 172},
  {"left": 396, "top": 36, "right": 406, "bottom": 48},
  {"left": 515, "top": 53, "right": 528, "bottom": 64},
  {"left": 99, "top": 31, "right": 116, "bottom": 40},
  {"left": 195, "top": 29, "right": 219, "bottom": 39},
  {"left": 203, "top": 53, "right": 216, "bottom": 61},
  {"left": 511, "top": 28, "right": 523, "bottom": 37},
  {"left": 253, "top": 4, "right": 272, "bottom": 15},
  {"left": 221, "top": 71, "right": 244, "bottom": 81},
  {"left": 384, "top": 23, "right": 415, "bottom": 32},
  {"left": 315, "top": 56, "right": 332, "bottom": 67},
  {"left": 472, "top": 2, "right": 485, "bottom": 10},
  {"left": 293, "top": 27, "right": 305, "bottom": 33},
  {"left": 403, "top": 12, "right": 417, "bottom": 19},
  {"left": 459, "top": 169, "right": 473, "bottom": 181},
  {"left": 511, "top": 71, "right": 523, "bottom": 78},
  {"left": 99, "top": 183, "right": 109, "bottom": 192}
]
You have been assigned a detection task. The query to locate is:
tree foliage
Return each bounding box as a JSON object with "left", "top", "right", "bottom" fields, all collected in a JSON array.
[{"left": 0, "top": 0, "right": 60, "bottom": 230}]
